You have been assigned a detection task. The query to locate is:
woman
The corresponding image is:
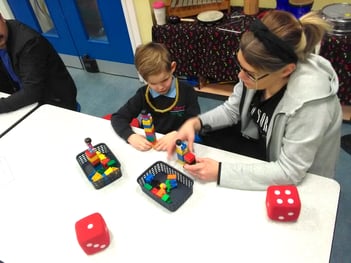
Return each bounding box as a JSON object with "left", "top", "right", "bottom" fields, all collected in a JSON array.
[{"left": 167, "top": 10, "right": 342, "bottom": 190}]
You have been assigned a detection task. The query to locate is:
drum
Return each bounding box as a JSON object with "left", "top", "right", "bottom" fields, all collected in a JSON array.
[
  {"left": 321, "top": 3, "right": 351, "bottom": 35},
  {"left": 319, "top": 3, "right": 351, "bottom": 105}
]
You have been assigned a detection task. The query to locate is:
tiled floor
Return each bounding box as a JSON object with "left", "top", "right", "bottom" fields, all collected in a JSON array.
[{"left": 69, "top": 67, "right": 351, "bottom": 263}]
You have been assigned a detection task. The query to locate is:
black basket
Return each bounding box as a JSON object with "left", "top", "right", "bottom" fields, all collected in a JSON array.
[
  {"left": 137, "top": 161, "right": 194, "bottom": 212},
  {"left": 76, "top": 143, "right": 122, "bottom": 189}
]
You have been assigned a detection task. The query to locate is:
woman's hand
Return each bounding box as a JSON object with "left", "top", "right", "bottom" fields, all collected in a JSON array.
[
  {"left": 183, "top": 157, "right": 219, "bottom": 182},
  {"left": 154, "top": 131, "right": 177, "bottom": 151},
  {"left": 127, "top": 133, "right": 153, "bottom": 151},
  {"left": 167, "top": 117, "right": 202, "bottom": 158}
]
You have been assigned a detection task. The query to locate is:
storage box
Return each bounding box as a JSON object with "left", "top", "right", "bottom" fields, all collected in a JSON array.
[
  {"left": 76, "top": 143, "right": 122, "bottom": 189},
  {"left": 137, "top": 161, "right": 194, "bottom": 211}
]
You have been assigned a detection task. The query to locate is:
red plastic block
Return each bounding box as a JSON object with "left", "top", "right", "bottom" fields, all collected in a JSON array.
[{"left": 184, "top": 152, "right": 196, "bottom": 165}]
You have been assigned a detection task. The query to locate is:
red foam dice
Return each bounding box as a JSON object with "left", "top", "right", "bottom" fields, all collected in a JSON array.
[
  {"left": 266, "top": 185, "right": 301, "bottom": 222},
  {"left": 75, "top": 212, "right": 110, "bottom": 255}
]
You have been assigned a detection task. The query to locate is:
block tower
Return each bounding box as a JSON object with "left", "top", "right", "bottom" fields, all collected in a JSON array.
[
  {"left": 141, "top": 110, "right": 156, "bottom": 143},
  {"left": 175, "top": 139, "right": 196, "bottom": 165}
]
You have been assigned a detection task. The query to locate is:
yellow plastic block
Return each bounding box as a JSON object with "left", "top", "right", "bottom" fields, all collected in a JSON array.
[
  {"left": 142, "top": 119, "right": 152, "bottom": 126},
  {"left": 104, "top": 166, "right": 118, "bottom": 176},
  {"left": 176, "top": 147, "right": 188, "bottom": 155},
  {"left": 91, "top": 172, "right": 103, "bottom": 182},
  {"left": 144, "top": 126, "right": 155, "bottom": 133},
  {"left": 96, "top": 151, "right": 107, "bottom": 161}
]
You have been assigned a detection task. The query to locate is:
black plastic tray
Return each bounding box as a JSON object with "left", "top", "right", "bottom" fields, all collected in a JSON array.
[
  {"left": 137, "top": 161, "right": 194, "bottom": 212},
  {"left": 76, "top": 143, "right": 122, "bottom": 189}
]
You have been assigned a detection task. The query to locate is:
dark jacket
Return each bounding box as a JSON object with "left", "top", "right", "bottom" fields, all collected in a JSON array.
[
  {"left": 111, "top": 79, "right": 200, "bottom": 141},
  {"left": 0, "top": 20, "right": 77, "bottom": 113}
]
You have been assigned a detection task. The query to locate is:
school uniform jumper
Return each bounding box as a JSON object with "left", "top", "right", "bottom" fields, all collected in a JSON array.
[{"left": 111, "top": 79, "right": 200, "bottom": 141}]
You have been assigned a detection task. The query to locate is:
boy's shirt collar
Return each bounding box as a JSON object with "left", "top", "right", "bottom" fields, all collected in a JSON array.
[{"left": 149, "top": 76, "right": 176, "bottom": 98}]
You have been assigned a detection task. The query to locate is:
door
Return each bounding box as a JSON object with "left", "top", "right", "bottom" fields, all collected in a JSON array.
[{"left": 6, "top": 0, "right": 134, "bottom": 65}]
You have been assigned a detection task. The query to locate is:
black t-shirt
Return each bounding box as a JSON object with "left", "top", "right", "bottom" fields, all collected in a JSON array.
[{"left": 249, "top": 86, "right": 287, "bottom": 160}]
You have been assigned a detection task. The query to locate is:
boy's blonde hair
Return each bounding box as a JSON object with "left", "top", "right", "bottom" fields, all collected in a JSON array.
[{"left": 134, "top": 42, "right": 172, "bottom": 81}]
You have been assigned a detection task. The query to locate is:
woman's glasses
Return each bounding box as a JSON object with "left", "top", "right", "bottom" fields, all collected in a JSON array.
[{"left": 235, "top": 58, "right": 270, "bottom": 82}]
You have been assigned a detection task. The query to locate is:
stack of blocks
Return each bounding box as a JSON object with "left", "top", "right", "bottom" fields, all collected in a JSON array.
[
  {"left": 175, "top": 139, "right": 196, "bottom": 165},
  {"left": 84, "top": 138, "right": 119, "bottom": 183},
  {"left": 141, "top": 110, "right": 156, "bottom": 143}
]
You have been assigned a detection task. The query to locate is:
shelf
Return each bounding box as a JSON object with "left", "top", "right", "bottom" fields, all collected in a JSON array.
[
  {"left": 194, "top": 82, "right": 233, "bottom": 100},
  {"left": 342, "top": 105, "right": 351, "bottom": 122}
]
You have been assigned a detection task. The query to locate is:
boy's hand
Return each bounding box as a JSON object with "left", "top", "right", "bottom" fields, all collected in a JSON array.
[
  {"left": 153, "top": 131, "right": 177, "bottom": 151},
  {"left": 127, "top": 133, "right": 153, "bottom": 151}
]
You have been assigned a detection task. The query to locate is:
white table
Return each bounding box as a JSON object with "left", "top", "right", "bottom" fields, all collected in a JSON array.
[
  {"left": 0, "top": 92, "right": 39, "bottom": 137},
  {"left": 0, "top": 105, "right": 340, "bottom": 263}
]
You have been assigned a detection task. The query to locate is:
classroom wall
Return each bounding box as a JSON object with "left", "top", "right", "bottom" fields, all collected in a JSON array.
[
  {"left": 2, "top": 0, "right": 346, "bottom": 55},
  {"left": 134, "top": 0, "right": 348, "bottom": 43}
]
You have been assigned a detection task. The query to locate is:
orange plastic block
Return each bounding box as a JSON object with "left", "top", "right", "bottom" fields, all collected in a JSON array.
[
  {"left": 167, "top": 174, "right": 177, "bottom": 180},
  {"left": 156, "top": 188, "right": 166, "bottom": 197}
]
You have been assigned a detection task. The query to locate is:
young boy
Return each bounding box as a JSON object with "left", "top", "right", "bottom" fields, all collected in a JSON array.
[{"left": 111, "top": 42, "right": 200, "bottom": 151}]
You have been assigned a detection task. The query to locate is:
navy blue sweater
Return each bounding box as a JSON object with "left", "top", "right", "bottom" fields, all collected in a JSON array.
[{"left": 111, "top": 80, "right": 200, "bottom": 141}]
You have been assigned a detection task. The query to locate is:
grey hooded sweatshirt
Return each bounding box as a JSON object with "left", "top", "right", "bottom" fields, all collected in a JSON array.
[{"left": 199, "top": 54, "right": 342, "bottom": 190}]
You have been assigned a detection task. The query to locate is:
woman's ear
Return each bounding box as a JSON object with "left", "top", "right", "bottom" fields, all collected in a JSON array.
[{"left": 282, "top": 63, "right": 296, "bottom": 77}]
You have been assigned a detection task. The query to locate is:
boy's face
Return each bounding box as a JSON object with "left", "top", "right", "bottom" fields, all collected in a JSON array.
[{"left": 146, "top": 62, "right": 176, "bottom": 95}]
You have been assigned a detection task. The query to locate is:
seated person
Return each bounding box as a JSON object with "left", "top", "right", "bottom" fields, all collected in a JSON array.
[
  {"left": 167, "top": 11, "right": 342, "bottom": 190},
  {"left": 0, "top": 13, "right": 77, "bottom": 113},
  {"left": 111, "top": 42, "right": 200, "bottom": 151}
]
